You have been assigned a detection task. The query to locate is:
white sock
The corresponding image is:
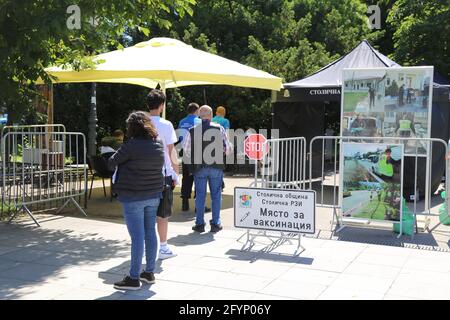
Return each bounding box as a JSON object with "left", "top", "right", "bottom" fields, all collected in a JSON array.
[{"left": 160, "top": 242, "right": 168, "bottom": 249}]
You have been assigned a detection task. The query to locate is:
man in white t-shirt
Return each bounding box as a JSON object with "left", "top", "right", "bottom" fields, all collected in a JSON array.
[{"left": 147, "top": 89, "right": 179, "bottom": 260}]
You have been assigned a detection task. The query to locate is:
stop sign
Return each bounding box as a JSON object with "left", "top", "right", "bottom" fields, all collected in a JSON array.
[{"left": 244, "top": 134, "right": 268, "bottom": 160}]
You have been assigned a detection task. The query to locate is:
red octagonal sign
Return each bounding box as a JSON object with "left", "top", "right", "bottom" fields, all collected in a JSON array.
[{"left": 244, "top": 134, "right": 268, "bottom": 161}]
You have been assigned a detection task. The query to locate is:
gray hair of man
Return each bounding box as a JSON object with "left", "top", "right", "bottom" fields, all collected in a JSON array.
[{"left": 198, "top": 105, "right": 213, "bottom": 120}]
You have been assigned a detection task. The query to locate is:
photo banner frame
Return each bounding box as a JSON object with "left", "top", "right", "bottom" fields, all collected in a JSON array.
[
  {"left": 341, "top": 66, "right": 434, "bottom": 156},
  {"left": 340, "top": 142, "right": 404, "bottom": 224}
]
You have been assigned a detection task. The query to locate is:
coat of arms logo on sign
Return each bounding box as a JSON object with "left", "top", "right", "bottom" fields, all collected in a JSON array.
[{"left": 239, "top": 194, "right": 252, "bottom": 208}]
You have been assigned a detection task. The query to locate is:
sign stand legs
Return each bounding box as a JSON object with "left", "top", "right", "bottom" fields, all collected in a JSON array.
[
  {"left": 293, "top": 234, "right": 305, "bottom": 257},
  {"left": 238, "top": 230, "right": 306, "bottom": 257},
  {"left": 240, "top": 229, "right": 256, "bottom": 252},
  {"left": 333, "top": 207, "right": 346, "bottom": 234}
]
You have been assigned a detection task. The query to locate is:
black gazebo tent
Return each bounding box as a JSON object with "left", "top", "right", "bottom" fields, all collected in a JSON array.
[{"left": 272, "top": 40, "right": 450, "bottom": 198}]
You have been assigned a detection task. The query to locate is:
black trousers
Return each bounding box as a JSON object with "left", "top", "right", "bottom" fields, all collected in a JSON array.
[{"left": 181, "top": 162, "right": 194, "bottom": 199}]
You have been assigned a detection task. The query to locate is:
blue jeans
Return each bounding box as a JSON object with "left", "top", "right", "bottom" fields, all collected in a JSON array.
[
  {"left": 121, "top": 198, "right": 160, "bottom": 279},
  {"left": 194, "top": 167, "right": 223, "bottom": 226}
]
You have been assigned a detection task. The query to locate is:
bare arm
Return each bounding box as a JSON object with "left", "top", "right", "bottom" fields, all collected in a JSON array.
[{"left": 168, "top": 144, "right": 179, "bottom": 175}]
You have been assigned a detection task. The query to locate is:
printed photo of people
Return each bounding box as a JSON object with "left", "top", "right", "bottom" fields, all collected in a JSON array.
[
  {"left": 342, "top": 67, "right": 433, "bottom": 155},
  {"left": 342, "top": 143, "right": 403, "bottom": 222}
]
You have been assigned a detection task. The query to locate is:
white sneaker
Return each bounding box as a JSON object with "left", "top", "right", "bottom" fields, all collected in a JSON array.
[{"left": 159, "top": 246, "right": 177, "bottom": 260}]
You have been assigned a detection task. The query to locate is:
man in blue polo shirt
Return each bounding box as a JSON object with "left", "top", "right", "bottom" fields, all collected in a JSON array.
[{"left": 178, "top": 103, "right": 201, "bottom": 211}]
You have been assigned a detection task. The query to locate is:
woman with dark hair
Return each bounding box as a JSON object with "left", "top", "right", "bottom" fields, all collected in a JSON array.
[{"left": 108, "top": 111, "right": 165, "bottom": 291}]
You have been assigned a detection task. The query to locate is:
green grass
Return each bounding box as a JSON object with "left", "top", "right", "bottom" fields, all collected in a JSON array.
[
  {"left": 353, "top": 191, "right": 400, "bottom": 221},
  {"left": 354, "top": 199, "right": 387, "bottom": 220},
  {"left": 343, "top": 92, "right": 368, "bottom": 112}
]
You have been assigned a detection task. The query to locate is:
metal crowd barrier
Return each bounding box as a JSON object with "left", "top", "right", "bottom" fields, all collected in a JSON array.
[
  {"left": 309, "top": 136, "right": 450, "bottom": 237},
  {"left": 1, "top": 129, "right": 87, "bottom": 226},
  {"left": 254, "top": 137, "right": 307, "bottom": 189},
  {"left": 1, "top": 124, "right": 66, "bottom": 139}
]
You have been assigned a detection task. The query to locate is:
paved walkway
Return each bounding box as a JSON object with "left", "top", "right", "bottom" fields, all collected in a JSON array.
[
  {"left": 1, "top": 215, "right": 450, "bottom": 300},
  {"left": 86, "top": 176, "right": 450, "bottom": 251}
]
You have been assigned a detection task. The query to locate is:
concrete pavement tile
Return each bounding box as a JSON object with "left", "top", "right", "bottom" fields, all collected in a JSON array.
[
  {"left": 79, "top": 271, "right": 124, "bottom": 292},
  {"left": 169, "top": 243, "right": 228, "bottom": 257},
  {"left": 320, "top": 239, "right": 368, "bottom": 251},
  {"left": 328, "top": 273, "right": 395, "bottom": 294},
  {"left": 387, "top": 277, "right": 450, "bottom": 300},
  {"left": 343, "top": 262, "right": 402, "bottom": 279},
  {"left": 124, "top": 280, "right": 202, "bottom": 299},
  {"left": 45, "top": 267, "right": 104, "bottom": 288},
  {"left": 0, "top": 277, "right": 37, "bottom": 300},
  {"left": 318, "top": 286, "right": 384, "bottom": 300},
  {"left": 0, "top": 262, "right": 60, "bottom": 282},
  {"left": 95, "top": 291, "right": 127, "bottom": 300},
  {"left": 158, "top": 253, "right": 203, "bottom": 268},
  {"left": 116, "top": 290, "right": 171, "bottom": 300},
  {"left": 354, "top": 252, "right": 409, "bottom": 267},
  {"left": 33, "top": 252, "right": 97, "bottom": 268},
  {"left": 187, "top": 256, "right": 244, "bottom": 273},
  {"left": 54, "top": 287, "right": 118, "bottom": 300},
  {"left": 117, "top": 293, "right": 161, "bottom": 300},
  {"left": 298, "top": 237, "right": 328, "bottom": 248},
  {"left": 0, "top": 259, "right": 21, "bottom": 272},
  {"left": 363, "top": 244, "right": 413, "bottom": 257},
  {"left": 13, "top": 282, "right": 73, "bottom": 300},
  {"left": 304, "top": 246, "right": 364, "bottom": 259},
  {"left": 229, "top": 260, "right": 293, "bottom": 278},
  {"left": 161, "top": 267, "right": 225, "bottom": 286},
  {"left": 0, "top": 248, "right": 55, "bottom": 263},
  {"left": 278, "top": 268, "right": 339, "bottom": 286},
  {"left": 259, "top": 279, "right": 326, "bottom": 300},
  {"left": 402, "top": 256, "right": 450, "bottom": 273},
  {"left": 0, "top": 246, "right": 20, "bottom": 256},
  {"left": 153, "top": 265, "right": 183, "bottom": 281},
  {"left": 75, "top": 256, "right": 130, "bottom": 273},
  {"left": 383, "top": 294, "right": 418, "bottom": 300},
  {"left": 249, "top": 293, "right": 294, "bottom": 300},
  {"left": 293, "top": 256, "right": 354, "bottom": 273},
  {"left": 396, "top": 269, "right": 450, "bottom": 288},
  {"left": 207, "top": 273, "right": 273, "bottom": 292},
  {"left": 407, "top": 249, "right": 450, "bottom": 260},
  {"left": 189, "top": 286, "right": 254, "bottom": 300}
]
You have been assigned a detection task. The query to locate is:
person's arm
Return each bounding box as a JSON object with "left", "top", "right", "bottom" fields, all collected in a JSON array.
[
  {"left": 166, "top": 122, "right": 179, "bottom": 175},
  {"left": 386, "top": 157, "right": 400, "bottom": 166},
  {"left": 107, "top": 142, "right": 131, "bottom": 171},
  {"left": 167, "top": 143, "right": 179, "bottom": 175}
]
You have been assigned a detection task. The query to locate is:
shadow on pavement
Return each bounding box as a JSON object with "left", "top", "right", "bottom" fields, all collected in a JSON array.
[
  {"left": 0, "top": 222, "right": 129, "bottom": 299},
  {"left": 168, "top": 232, "right": 216, "bottom": 247},
  {"left": 225, "top": 248, "right": 315, "bottom": 265}
]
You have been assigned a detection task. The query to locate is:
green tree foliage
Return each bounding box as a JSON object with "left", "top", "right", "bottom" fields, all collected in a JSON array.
[
  {"left": 162, "top": 0, "right": 379, "bottom": 130},
  {"left": 0, "top": 0, "right": 196, "bottom": 124},
  {"left": 9, "top": 0, "right": 446, "bottom": 140},
  {"left": 387, "top": 0, "right": 450, "bottom": 79}
]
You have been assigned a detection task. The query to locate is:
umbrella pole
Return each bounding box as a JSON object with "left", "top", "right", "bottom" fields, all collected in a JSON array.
[{"left": 88, "top": 83, "right": 98, "bottom": 156}]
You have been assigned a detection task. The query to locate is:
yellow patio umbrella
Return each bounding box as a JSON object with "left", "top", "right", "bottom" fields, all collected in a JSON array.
[{"left": 40, "top": 37, "right": 283, "bottom": 91}]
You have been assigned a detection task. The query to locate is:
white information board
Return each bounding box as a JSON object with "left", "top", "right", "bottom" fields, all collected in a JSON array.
[{"left": 234, "top": 187, "right": 316, "bottom": 234}]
